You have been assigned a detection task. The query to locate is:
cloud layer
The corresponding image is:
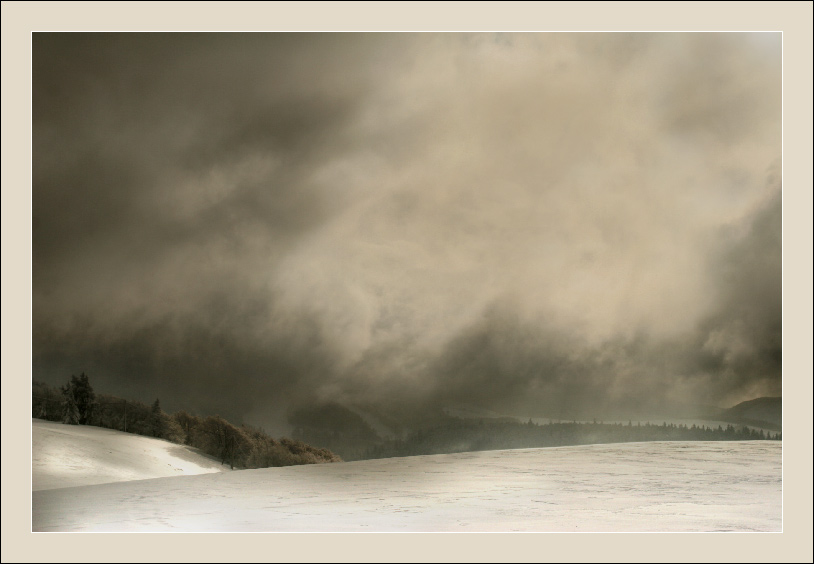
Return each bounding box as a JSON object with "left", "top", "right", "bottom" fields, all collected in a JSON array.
[{"left": 33, "top": 33, "right": 781, "bottom": 430}]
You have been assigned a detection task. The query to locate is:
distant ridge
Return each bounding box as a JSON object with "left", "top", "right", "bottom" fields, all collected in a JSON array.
[{"left": 718, "top": 397, "right": 781, "bottom": 430}]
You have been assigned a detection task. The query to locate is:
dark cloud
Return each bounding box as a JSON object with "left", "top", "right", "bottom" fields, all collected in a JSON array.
[
  {"left": 692, "top": 184, "right": 782, "bottom": 404},
  {"left": 33, "top": 33, "right": 782, "bottom": 431}
]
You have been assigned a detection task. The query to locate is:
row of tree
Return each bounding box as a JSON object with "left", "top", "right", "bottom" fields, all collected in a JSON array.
[
  {"left": 363, "top": 417, "right": 782, "bottom": 459},
  {"left": 32, "top": 376, "right": 341, "bottom": 469}
]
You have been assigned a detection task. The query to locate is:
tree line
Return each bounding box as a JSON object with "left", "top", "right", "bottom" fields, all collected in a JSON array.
[
  {"left": 32, "top": 375, "right": 341, "bottom": 469},
  {"left": 363, "top": 416, "right": 782, "bottom": 460}
]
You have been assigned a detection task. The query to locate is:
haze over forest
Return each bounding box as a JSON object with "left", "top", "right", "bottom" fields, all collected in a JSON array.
[{"left": 33, "top": 33, "right": 781, "bottom": 435}]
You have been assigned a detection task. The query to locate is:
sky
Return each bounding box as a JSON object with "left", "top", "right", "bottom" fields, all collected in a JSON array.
[{"left": 32, "top": 32, "right": 782, "bottom": 432}]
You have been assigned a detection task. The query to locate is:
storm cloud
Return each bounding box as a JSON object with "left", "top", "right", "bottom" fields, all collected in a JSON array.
[{"left": 33, "top": 33, "right": 781, "bottom": 431}]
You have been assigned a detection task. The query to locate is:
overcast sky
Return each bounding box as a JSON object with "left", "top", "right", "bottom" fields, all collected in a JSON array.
[{"left": 33, "top": 33, "right": 781, "bottom": 431}]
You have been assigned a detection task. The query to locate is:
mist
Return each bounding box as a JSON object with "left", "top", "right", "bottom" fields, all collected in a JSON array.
[{"left": 33, "top": 33, "right": 781, "bottom": 434}]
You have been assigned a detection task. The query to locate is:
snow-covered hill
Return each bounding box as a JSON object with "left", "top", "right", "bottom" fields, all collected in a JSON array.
[
  {"left": 32, "top": 438, "right": 781, "bottom": 532},
  {"left": 32, "top": 418, "right": 230, "bottom": 491}
]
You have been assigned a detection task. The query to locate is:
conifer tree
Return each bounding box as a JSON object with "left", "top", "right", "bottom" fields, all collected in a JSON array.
[
  {"left": 150, "top": 399, "right": 167, "bottom": 438},
  {"left": 69, "top": 373, "right": 96, "bottom": 424},
  {"left": 61, "top": 384, "right": 80, "bottom": 425}
]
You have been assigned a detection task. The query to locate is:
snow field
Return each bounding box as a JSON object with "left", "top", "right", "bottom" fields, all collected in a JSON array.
[
  {"left": 32, "top": 419, "right": 230, "bottom": 491},
  {"left": 32, "top": 430, "right": 781, "bottom": 532}
]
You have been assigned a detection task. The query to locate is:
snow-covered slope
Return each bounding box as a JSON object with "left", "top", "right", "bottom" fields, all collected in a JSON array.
[
  {"left": 32, "top": 418, "right": 230, "bottom": 491},
  {"left": 32, "top": 440, "right": 781, "bottom": 532}
]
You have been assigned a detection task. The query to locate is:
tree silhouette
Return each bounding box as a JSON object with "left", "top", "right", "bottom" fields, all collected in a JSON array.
[
  {"left": 150, "top": 399, "right": 167, "bottom": 438},
  {"left": 66, "top": 373, "right": 96, "bottom": 424},
  {"left": 61, "top": 384, "right": 80, "bottom": 425}
]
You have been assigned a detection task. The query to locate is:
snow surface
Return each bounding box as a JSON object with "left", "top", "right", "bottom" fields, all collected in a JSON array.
[
  {"left": 32, "top": 419, "right": 230, "bottom": 491},
  {"left": 32, "top": 431, "right": 781, "bottom": 532}
]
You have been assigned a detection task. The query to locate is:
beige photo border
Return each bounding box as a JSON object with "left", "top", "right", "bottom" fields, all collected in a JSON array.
[{"left": 2, "top": 1, "right": 812, "bottom": 562}]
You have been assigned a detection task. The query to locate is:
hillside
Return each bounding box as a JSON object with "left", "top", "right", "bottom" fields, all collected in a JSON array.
[
  {"left": 718, "top": 397, "right": 782, "bottom": 430},
  {"left": 33, "top": 419, "right": 230, "bottom": 491},
  {"left": 33, "top": 441, "right": 781, "bottom": 532}
]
